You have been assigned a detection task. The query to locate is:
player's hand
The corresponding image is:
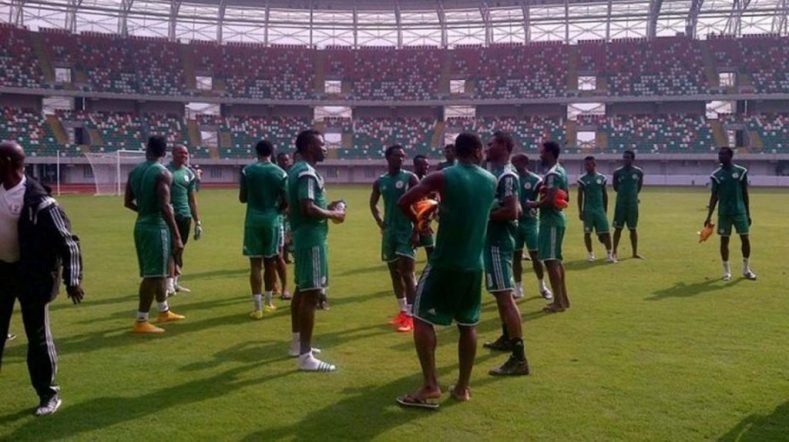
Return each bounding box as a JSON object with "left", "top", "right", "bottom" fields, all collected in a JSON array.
[
  {"left": 66, "top": 284, "right": 85, "bottom": 304},
  {"left": 376, "top": 219, "right": 386, "bottom": 231},
  {"left": 173, "top": 238, "right": 185, "bottom": 254},
  {"left": 703, "top": 218, "right": 711, "bottom": 227},
  {"left": 194, "top": 221, "right": 203, "bottom": 240},
  {"left": 578, "top": 213, "right": 584, "bottom": 221},
  {"left": 330, "top": 210, "right": 346, "bottom": 223},
  {"left": 748, "top": 217, "right": 752, "bottom": 226}
]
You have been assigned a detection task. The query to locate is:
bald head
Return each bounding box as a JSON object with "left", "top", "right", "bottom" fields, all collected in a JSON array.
[
  {"left": 511, "top": 153, "right": 529, "bottom": 173},
  {"left": 0, "top": 141, "right": 25, "bottom": 181},
  {"left": 172, "top": 144, "right": 189, "bottom": 167}
]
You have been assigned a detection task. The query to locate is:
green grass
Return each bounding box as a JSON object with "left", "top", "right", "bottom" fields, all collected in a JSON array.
[{"left": 1, "top": 186, "right": 788, "bottom": 441}]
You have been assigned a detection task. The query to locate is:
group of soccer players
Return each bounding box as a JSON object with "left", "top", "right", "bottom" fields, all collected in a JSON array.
[{"left": 121, "top": 128, "right": 757, "bottom": 407}]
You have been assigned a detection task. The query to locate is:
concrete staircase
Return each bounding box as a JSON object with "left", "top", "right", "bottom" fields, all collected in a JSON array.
[
  {"left": 431, "top": 120, "right": 445, "bottom": 148},
  {"left": 30, "top": 33, "right": 55, "bottom": 84},
  {"left": 437, "top": 51, "right": 452, "bottom": 95},
  {"left": 187, "top": 120, "right": 201, "bottom": 146},
  {"left": 181, "top": 45, "right": 197, "bottom": 90},
  {"left": 709, "top": 119, "right": 728, "bottom": 147},
  {"left": 565, "top": 120, "right": 578, "bottom": 148},
  {"left": 314, "top": 51, "right": 326, "bottom": 95},
  {"left": 749, "top": 130, "right": 764, "bottom": 150},
  {"left": 88, "top": 128, "right": 103, "bottom": 147},
  {"left": 700, "top": 44, "right": 720, "bottom": 88},
  {"left": 46, "top": 115, "right": 68, "bottom": 145},
  {"left": 567, "top": 46, "right": 579, "bottom": 91},
  {"left": 596, "top": 131, "right": 609, "bottom": 151}
]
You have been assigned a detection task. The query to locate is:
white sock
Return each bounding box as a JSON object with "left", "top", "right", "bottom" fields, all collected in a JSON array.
[
  {"left": 166, "top": 277, "right": 174, "bottom": 291},
  {"left": 158, "top": 300, "right": 169, "bottom": 313},
  {"left": 292, "top": 332, "right": 300, "bottom": 343},
  {"left": 722, "top": 261, "right": 731, "bottom": 275},
  {"left": 264, "top": 291, "right": 273, "bottom": 306},
  {"left": 397, "top": 297, "right": 407, "bottom": 312},
  {"left": 137, "top": 311, "right": 149, "bottom": 322},
  {"left": 516, "top": 282, "right": 523, "bottom": 292},
  {"left": 538, "top": 279, "right": 547, "bottom": 291},
  {"left": 742, "top": 258, "right": 750, "bottom": 273},
  {"left": 607, "top": 250, "right": 613, "bottom": 258},
  {"left": 407, "top": 304, "right": 413, "bottom": 316},
  {"left": 253, "top": 294, "right": 262, "bottom": 311}
]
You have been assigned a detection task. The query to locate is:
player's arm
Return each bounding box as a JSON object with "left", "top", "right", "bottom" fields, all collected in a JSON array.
[
  {"left": 603, "top": 183, "right": 609, "bottom": 213},
  {"left": 490, "top": 175, "right": 520, "bottom": 221},
  {"left": 705, "top": 178, "right": 719, "bottom": 226},
  {"left": 277, "top": 175, "right": 288, "bottom": 214},
  {"left": 123, "top": 176, "right": 137, "bottom": 212},
  {"left": 527, "top": 173, "right": 557, "bottom": 209},
  {"left": 637, "top": 170, "right": 644, "bottom": 193},
  {"left": 188, "top": 189, "right": 200, "bottom": 224},
  {"left": 158, "top": 170, "right": 183, "bottom": 253},
  {"left": 369, "top": 180, "right": 385, "bottom": 230},
  {"left": 41, "top": 202, "right": 84, "bottom": 304},
  {"left": 741, "top": 171, "right": 751, "bottom": 225},
  {"left": 398, "top": 172, "right": 445, "bottom": 226},
  {"left": 238, "top": 169, "right": 247, "bottom": 204},
  {"left": 299, "top": 175, "right": 344, "bottom": 222},
  {"left": 612, "top": 171, "right": 619, "bottom": 193},
  {"left": 576, "top": 181, "right": 584, "bottom": 220}
]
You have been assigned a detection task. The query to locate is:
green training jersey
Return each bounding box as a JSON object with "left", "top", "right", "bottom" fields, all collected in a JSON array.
[
  {"left": 167, "top": 163, "right": 196, "bottom": 218},
  {"left": 129, "top": 160, "right": 167, "bottom": 227},
  {"left": 577, "top": 172, "right": 607, "bottom": 214},
  {"left": 376, "top": 170, "right": 417, "bottom": 236},
  {"left": 613, "top": 166, "right": 643, "bottom": 203},
  {"left": 518, "top": 170, "right": 542, "bottom": 223},
  {"left": 431, "top": 163, "right": 496, "bottom": 272},
  {"left": 287, "top": 161, "right": 328, "bottom": 246},
  {"left": 540, "top": 163, "right": 568, "bottom": 228},
  {"left": 711, "top": 164, "right": 748, "bottom": 216},
  {"left": 487, "top": 163, "right": 519, "bottom": 247},
  {"left": 241, "top": 160, "right": 287, "bottom": 227},
  {"left": 437, "top": 160, "right": 456, "bottom": 171}
]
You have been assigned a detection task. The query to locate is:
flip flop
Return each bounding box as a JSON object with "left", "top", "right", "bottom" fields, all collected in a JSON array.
[
  {"left": 448, "top": 384, "right": 471, "bottom": 402},
  {"left": 542, "top": 305, "right": 565, "bottom": 314},
  {"left": 280, "top": 292, "right": 292, "bottom": 301},
  {"left": 396, "top": 394, "right": 440, "bottom": 410}
]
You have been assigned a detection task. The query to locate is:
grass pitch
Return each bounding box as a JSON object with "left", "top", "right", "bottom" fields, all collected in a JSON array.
[{"left": 0, "top": 186, "right": 787, "bottom": 441}]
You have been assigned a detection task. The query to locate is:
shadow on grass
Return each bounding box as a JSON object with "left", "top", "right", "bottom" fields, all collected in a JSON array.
[
  {"left": 564, "top": 259, "right": 602, "bottom": 272},
  {"left": 73, "top": 295, "right": 247, "bottom": 325},
  {"left": 49, "top": 293, "right": 138, "bottom": 312},
  {"left": 718, "top": 401, "right": 789, "bottom": 442},
  {"left": 241, "top": 353, "right": 506, "bottom": 441},
  {"left": 2, "top": 362, "right": 294, "bottom": 441},
  {"left": 183, "top": 267, "right": 248, "bottom": 280},
  {"left": 326, "top": 290, "right": 391, "bottom": 308},
  {"left": 336, "top": 265, "right": 387, "bottom": 277},
  {"left": 645, "top": 278, "right": 744, "bottom": 301}
]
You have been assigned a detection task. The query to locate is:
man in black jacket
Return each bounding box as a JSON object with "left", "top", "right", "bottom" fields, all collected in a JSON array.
[{"left": 0, "top": 141, "right": 84, "bottom": 417}]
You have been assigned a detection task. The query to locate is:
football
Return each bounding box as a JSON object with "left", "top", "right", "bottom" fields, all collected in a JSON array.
[{"left": 412, "top": 199, "right": 439, "bottom": 231}]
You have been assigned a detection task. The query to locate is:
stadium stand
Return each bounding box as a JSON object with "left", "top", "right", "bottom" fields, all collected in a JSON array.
[
  {"left": 348, "top": 117, "right": 436, "bottom": 158},
  {"left": 144, "top": 113, "right": 189, "bottom": 146},
  {"left": 219, "top": 115, "right": 311, "bottom": 157},
  {"left": 445, "top": 116, "right": 566, "bottom": 151},
  {"left": 601, "top": 114, "right": 714, "bottom": 153},
  {"left": 707, "top": 34, "right": 789, "bottom": 94},
  {"left": 0, "top": 25, "right": 44, "bottom": 89},
  {"left": 131, "top": 37, "right": 185, "bottom": 96},
  {"left": 748, "top": 113, "right": 788, "bottom": 152},
  {"left": 221, "top": 43, "right": 315, "bottom": 100},
  {"left": 0, "top": 107, "right": 60, "bottom": 156}
]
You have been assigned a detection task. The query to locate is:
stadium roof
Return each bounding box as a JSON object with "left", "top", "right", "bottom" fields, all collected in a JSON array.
[{"left": 2, "top": 0, "right": 786, "bottom": 46}]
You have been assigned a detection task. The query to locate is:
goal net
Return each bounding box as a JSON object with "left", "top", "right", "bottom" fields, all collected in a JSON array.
[{"left": 84, "top": 149, "right": 147, "bottom": 196}]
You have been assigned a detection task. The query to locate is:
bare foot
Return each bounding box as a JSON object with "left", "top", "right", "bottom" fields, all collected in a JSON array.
[
  {"left": 449, "top": 384, "right": 471, "bottom": 401},
  {"left": 542, "top": 304, "right": 566, "bottom": 314},
  {"left": 633, "top": 254, "right": 645, "bottom": 260}
]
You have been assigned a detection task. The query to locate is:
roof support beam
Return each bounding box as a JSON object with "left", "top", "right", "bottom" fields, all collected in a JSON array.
[
  {"left": 216, "top": 0, "right": 226, "bottom": 44},
  {"left": 10, "top": 0, "right": 25, "bottom": 27},
  {"left": 65, "top": 0, "right": 82, "bottom": 33},
  {"left": 775, "top": 0, "right": 788, "bottom": 35},
  {"left": 437, "top": 0, "right": 447, "bottom": 48},
  {"left": 263, "top": 0, "right": 270, "bottom": 46},
  {"left": 352, "top": 7, "right": 358, "bottom": 48},
  {"left": 686, "top": 0, "right": 702, "bottom": 38},
  {"left": 564, "top": 0, "right": 570, "bottom": 43},
  {"left": 479, "top": 1, "right": 492, "bottom": 46},
  {"left": 168, "top": 0, "right": 181, "bottom": 42},
  {"left": 521, "top": 0, "right": 530, "bottom": 43},
  {"left": 606, "top": 0, "right": 613, "bottom": 40},
  {"left": 395, "top": 1, "right": 402, "bottom": 48},
  {"left": 118, "top": 0, "right": 134, "bottom": 37},
  {"left": 647, "top": 0, "right": 663, "bottom": 39},
  {"left": 725, "top": 0, "right": 751, "bottom": 36}
]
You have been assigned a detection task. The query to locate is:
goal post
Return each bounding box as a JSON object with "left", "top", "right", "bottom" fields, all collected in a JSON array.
[{"left": 84, "top": 149, "right": 147, "bottom": 196}]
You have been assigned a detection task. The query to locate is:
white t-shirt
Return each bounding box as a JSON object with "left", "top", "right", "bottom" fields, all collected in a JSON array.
[{"left": 0, "top": 176, "right": 25, "bottom": 263}]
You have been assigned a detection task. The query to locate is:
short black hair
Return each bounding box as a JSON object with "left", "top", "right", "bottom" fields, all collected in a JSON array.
[
  {"left": 295, "top": 129, "right": 322, "bottom": 153},
  {"left": 413, "top": 154, "right": 427, "bottom": 163},
  {"left": 444, "top": 144, "right": 455, "bottom": 151},
  {"left": 623, "top": 150, "right": 635, "bottom": 160},
  {"left": 492, "top": 131, "right": 515, "bottom": 153},
  {"left": 454, "top": 133, "right": 482, "bottom": 158},
  {"left": 255, "top": 139, "right": 274, "bottom": 157},
  {"left": 542, "top": 140, "right": 561, "bottom": 159},
  {"left": 385, "top": 144, "right": 404, "bottom": 157},
  {"left": 719, "top": 146, "right": 734, "bottom": 157},
  {"left": 584, "top": 155, "right": 595, "bottom": 162},
  {"left": 276, "top": 151, "right": 290, "bottom": 160},
  {"left": 147, "top": 136, "right": 167, "bottom": 158}
]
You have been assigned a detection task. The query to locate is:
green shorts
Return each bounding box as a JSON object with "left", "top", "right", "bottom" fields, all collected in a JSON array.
[
  {"left": 515, "top": 220, "right": 539, "bottom": 252},
  {"left": 538, "top": 225, "right": 565, "bottom": 262},
  {"left": 382, "top": 231, "right": 416, "bottom": 262},
  {"left": 243, "top": 222, "right": 281, "bottom": 258},
  {"left": 294, "top": 243, "right": 329, "bottom": 291},
  {"left": 718, "top": 213, "right": 749, "bottom": 237},
  {"left": 583, "top": 210, "right": 610, "bottom": 235},
  {"left": 134, "top": 223, "right": 171, "bottom": 278},
  {"left": 613, "top": 201, "right": 639, "bottom": 230},
  {"left": 418, "top": 232, "right": 435, "bottom": 248},
  {"left": 414, "top": 265, "right": 482, "bottom": 327},
  {"left": 484, "top": 244, "right": 515, "bottom": 293}
]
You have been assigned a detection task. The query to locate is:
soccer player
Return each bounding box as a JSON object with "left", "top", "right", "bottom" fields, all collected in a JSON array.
[
  {"left": 370, "top": 145, "right": 419, "bottom": 332},
  {"left": 527, "top": 141, "right": 570, "bottom": 314},
  {"left": 577, "top": 156, "right": 614, "bottom": 263},
  {"left": 288, "top": 129, "right": 345, "bottom": 372},
  {"left": 275, "top": 151, "right": 293, "bottom": 297},
  {"left": 511, "top": 153, "right": 552, "bottom": 301},
  {"left": 166, "top": 145, "right": 201, "bottom": 295},
  {"left": 612, "top": 150, "right": 644, "bottom": 260},
  {"left": 436, "top": 144, "right": 456, "bottom": 170},
  {"left": 124, "top": 136, "right": 185, "bottom": 333},
  {"left": 241, "top": 140, "right": 288, "bottom": 319},
  {"left": 412, "top": 154, "right": 435, "bottom": 259},
  {"left": 481, "top": 132, "right": 530, "bottom": 376},
  {"left": 395, "top": 133, "right": 496, "bottom": 408},
  {"left": 704, "top": 147, "right": 757, "bottom": 281}
]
